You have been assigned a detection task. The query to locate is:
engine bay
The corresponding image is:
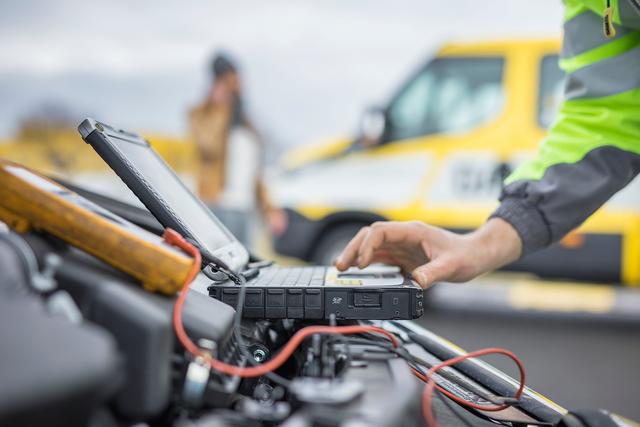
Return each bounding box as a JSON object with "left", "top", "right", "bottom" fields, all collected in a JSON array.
[{"left": 0, "top": 178, "right": 616, "bottom": 427}]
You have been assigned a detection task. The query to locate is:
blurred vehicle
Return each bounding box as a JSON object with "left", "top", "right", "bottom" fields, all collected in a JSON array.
[
  {"left": 0, "top": 124, "right": 196, "bottom": 205},
  {"left": 0, "top": 129, "right": 193, "bottom": 177},
  {"left": 272, "top": 38, "right": 640, "bottom": 286}
]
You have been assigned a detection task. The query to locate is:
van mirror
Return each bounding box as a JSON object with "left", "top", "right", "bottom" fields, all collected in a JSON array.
[{"left": 358, "top": 106, "right": 387, "bottom": 147}]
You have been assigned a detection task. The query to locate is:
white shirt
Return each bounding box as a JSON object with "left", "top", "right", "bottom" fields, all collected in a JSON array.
[{"left": 218, "top": 127, "right": 260, "bottom": 211}]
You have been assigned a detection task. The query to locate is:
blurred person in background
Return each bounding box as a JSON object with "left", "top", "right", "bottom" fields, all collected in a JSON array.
[
  {"left": 189, "top": 52, "right": 286, "bottom": 248},
  {"left": 337, "top": 0, "right": 640, "bottom": 286}
]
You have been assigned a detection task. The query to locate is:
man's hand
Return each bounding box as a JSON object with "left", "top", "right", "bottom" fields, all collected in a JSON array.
[{"left": 335, "top": 218, "right": 522, "bottom": 288}]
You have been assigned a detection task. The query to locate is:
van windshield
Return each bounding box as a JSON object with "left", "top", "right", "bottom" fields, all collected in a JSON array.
[{"left": 387, "top": 57, "right": 505, "bottom": 141}]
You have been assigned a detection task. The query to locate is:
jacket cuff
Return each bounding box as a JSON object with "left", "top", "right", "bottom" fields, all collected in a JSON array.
[{"left": 489, "top": 197, "right": 551, "bottom": 257}]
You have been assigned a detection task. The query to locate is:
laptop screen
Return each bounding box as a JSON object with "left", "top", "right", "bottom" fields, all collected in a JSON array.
[{"left": 108, "top": 135, "right": 236, "bottom": 255}]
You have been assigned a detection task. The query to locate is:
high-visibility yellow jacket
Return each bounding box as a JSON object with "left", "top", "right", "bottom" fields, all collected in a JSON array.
[{"left": 492, "top": 0, "right": 640, "bottom": 255}]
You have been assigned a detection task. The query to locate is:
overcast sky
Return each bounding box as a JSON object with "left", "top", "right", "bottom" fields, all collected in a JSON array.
[{"left": 0, "top": 0, "right": 563, "bottom": 150}]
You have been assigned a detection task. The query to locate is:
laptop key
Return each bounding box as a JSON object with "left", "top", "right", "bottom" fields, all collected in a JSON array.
[
  {"left": 271, "top": 269, "right": 290, "bottom": 286},
  {"left": 260, "top": 268, "right": 278, "bottom": 286},
  {"left": 299, "top": 268, "right": 313, "bottom": 286},
  {"left": 283, "top": 268, "right": 302, "bottom": 286}
]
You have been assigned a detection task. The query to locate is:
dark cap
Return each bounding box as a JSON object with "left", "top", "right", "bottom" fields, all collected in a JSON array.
[{"left": 211, "top": 53, "right": 237, "bottom": 78}]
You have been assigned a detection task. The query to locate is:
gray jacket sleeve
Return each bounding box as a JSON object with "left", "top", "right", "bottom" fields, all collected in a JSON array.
[{"left": 491, "top": 148, "right": 640, "bottom": 256}]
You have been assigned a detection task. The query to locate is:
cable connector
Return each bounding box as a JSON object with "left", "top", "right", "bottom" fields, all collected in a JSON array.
[{"left": 182, "top": 339, "right": 217, "bottom": 409}]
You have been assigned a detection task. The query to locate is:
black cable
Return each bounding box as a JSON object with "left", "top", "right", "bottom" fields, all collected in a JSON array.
[
  {"left": 343, "top": 336, "right": 519, "bottom": 409},
  {"left": 324, "top": 313, "right": 353, "bottom": 377},
  {"left": 434, "top": 389, "right": 477, "bottom": 427},
  {"left": 229, "top": 280, "right": 528, "bottom": 427},
  {"left": 324, "top": 334, "right": 353, "bottom": 377},
  {"left": 358, "top": 342, "right": 552, "bottom": 426},
  {"left": 211, "top": 265, "right": 518, "bottom": 425},
  {"left": 438, "top": 391, "right": 515, "bottom": 427},
  {"left": 230, "top": 285, "right": 534, "bottom": 427},
  {"left": 344, "top": 337, "right": 411, "bottom": 364},
  {"left": 349, "top": 335, "right": 395, "bottom": 347},
  {"left": 340, "top": 339, "right": 498, "bottom": 426},
  {"left": 217, "top": 265, "right": 292, "bottom": 389},
  {"left": 216, "top": 264, "right": 358, "bottom": 388}
]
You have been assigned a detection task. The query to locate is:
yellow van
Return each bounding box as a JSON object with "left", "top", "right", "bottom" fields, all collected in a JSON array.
[{"left": 272, "top": 38, "right": 640, "bottom": 286}]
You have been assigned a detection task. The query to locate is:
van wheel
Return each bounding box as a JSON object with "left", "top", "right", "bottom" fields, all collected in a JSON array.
[{"left": 311, "top": 224, "right": 368, "bottom": 266}]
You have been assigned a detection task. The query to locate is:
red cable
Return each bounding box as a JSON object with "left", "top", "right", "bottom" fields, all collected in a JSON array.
[
  {"left": 163, "top": 228, "right": 398, "bottom": 378},
  {"left": 417, "top": 347, "right": 526, "bottom": 427},
  {"left": 164, "top": 227, "right": 525, "bottom": 424},
  {"left": 163, "top": 228, "right": 525, "bottom": 427}
]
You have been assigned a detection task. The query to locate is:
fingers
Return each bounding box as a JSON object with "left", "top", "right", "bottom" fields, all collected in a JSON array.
[
  {"left": 335, "top": 223, "right": 392, "bottom": 270},
  {"left": 357, "top": 222, "right": 421, "bottom": 268},
  {"left": 335, "top": 227, "right": 369, "bottom": 270},
  {"left": 411, "top": 258, "right": 453, "bottom": 289},
  {"left": 357, "top": 225, "right": 388, "bottom": 268},
  {"left": 336, "top": 222, "right": 423, "bottom": 271}
]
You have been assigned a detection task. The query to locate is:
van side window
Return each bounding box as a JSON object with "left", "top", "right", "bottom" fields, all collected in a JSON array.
[
  {"left": 538, "top": 54, "right": 564, "bottom": 129},
  {"left": 387, "top": 57, "right": 504, "bottom": 141}
]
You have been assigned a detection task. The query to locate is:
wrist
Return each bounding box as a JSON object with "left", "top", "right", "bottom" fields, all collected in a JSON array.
[{"left": 466, "top": 218, "right": 522, "bottom": 275}]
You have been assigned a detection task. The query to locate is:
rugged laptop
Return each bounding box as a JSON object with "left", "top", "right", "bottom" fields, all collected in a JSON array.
[{"left": 78, "top": 118, "right": 424, "bottom": 320}]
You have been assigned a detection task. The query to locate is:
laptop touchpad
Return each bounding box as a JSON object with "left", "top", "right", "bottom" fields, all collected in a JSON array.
[{"left": 328, "top": 266, "right": 405, "bottom": 286}]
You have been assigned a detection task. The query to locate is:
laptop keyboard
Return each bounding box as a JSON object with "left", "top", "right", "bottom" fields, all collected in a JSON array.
[{"left": 250, "top": 266, "right": 326, "bottom": 287}]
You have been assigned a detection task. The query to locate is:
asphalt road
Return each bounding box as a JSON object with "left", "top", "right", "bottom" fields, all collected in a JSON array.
[{"left": 415, "top": 308, "right": 640, "bottom": 421}]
